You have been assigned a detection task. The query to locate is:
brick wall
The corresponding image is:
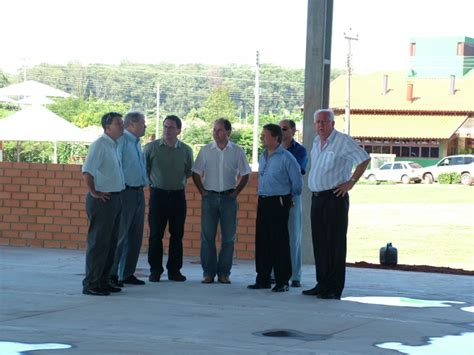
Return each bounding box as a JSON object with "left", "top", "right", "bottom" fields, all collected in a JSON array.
[{"left": 0, "top": 162, "right": 258, "bottom": 260}]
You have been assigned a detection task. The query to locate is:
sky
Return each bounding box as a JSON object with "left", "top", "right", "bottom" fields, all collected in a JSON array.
[{"left": 1, "top": 0, "right": 473, "bottom": 74}]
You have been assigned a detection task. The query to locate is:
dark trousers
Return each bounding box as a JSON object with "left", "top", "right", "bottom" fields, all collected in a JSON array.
[
  {"left": 310, "top": 192, "right": 349, "bottom": 298},
  {"left": 255, "top": 195, "right": 292, "bottom": 286},
  {"left": 83, "top": 192, "right": 122, "bottom": 290},
  {"left": 148, "top": 188, "right": 186, "bottom": 275}
]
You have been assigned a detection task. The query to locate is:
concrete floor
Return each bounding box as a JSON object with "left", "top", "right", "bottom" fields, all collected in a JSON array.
[{"left": 0, "top": 246, "right": 473, "bottom": 354}]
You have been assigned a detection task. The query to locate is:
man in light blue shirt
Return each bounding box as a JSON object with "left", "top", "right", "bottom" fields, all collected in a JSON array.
[
  {"left": 110, "top": 111, "right": 148, "bottom": 287},
  {"left": 82, "top": 112, "right": 125, "bottom": 296},
  {"left": 248, "top": 124, "right": 302, "bottom": 293}
]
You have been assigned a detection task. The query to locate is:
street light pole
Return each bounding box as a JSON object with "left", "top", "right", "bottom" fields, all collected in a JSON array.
[{"left": 344, "top": 28, "right": 358, "bottom": 135}]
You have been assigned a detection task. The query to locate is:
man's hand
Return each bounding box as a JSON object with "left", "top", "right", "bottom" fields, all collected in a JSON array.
[
  {"left": 333, "top": 180, "right": 356, "bottom": 197},
  {"left": 91, "top": 191, "right": 111, "bottom": 202}
]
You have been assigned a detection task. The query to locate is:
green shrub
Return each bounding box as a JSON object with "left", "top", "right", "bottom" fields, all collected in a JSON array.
[{"left": 438, "top": 172, "right": 461, "bottom": 184}]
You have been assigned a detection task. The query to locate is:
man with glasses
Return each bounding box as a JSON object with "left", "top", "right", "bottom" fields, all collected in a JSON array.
[
  {"left": 192, "top": 118, "right": 251, "bottom": 284},
  {"left": 279, "top": 119, "right": 307, "bottom": 288},
  {"left": 110, "top": 111, "right": 148, "bottom": 287},
  {"left": 144, "top": 115, "right": 193, "bottom": 282},
  {"left": 82, "top": 112, "right": 125, "bottom": 296}
]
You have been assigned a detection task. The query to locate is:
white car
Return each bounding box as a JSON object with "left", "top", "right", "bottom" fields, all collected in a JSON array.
[
  {"left": 421, "top": 154, "right": 474, "bottom": 185},
  {"left": 364, "top": 161, "right": 422, "bottom": 184}
]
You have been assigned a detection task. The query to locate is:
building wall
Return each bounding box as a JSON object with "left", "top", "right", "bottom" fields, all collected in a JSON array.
[
  {"left": 408, "top": 36, "right": 473, "bottom": 78},
  {"left": 0, "top": 162, "right": 258, "bottom": 260}
]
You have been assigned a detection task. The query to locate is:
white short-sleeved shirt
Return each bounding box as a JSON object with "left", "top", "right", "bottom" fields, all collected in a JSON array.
[
  {"left": 308, "top": 129, "right": 369, "bottom": 192},
  {"left": 192, "top": 141, "right": 251, "bottom": 192},
  {"left": 82, "top": 134, "right": 125, "bottom": 193}
]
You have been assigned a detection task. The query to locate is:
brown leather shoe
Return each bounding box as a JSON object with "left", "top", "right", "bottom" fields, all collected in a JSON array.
[
  {"left": 218, "top": 275, "right": 231, "bottom": 284},
  {"left": 201, "top": 276, "right": 214, "bottom": 284}
]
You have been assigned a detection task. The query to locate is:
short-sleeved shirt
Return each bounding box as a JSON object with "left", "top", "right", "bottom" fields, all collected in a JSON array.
[
  {"left": 308, "top": 129, "right": 370, "bottom": 192},
  {"left": 82, "top": 134, "right": 125, "bottom": 193},
  {"left": 258, "top": 145, "right": 303, "bottom": 196},
  {"left": 118, "top": 130, "right": 148, "bottom": 187},
  {"left": 287, "top": 139, "right": 308, "bottom": 175},
  {"left": 192, "top": 141, "right": 251, "bottom": 192},
  {"left": 144, "top": 138, "right": 193, "bottom": 190}
]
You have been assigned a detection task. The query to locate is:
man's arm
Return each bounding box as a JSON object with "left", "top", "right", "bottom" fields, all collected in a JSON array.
[
  {"left": 334, "top": 158, "right": 371, "bottom": 197},
  {"left": 192, "top": 172, "right": 208, "bottom": 197},
  {"left": 230, "top": 174, "right": 250, "bottom": 198},
  {"left": 83, "top": 172, "right": 110, "bottom": 202}
]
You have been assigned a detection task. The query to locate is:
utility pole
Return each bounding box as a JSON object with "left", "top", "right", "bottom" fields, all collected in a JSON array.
[
  {"left": 344, "top": 28, "right": 358, "bottom": 135},
  {"left": 252, "top": 50, "right": 260, "bottom": 171},
  {"left": 155, "top": 83, "right": 160, "bottom": 140}
]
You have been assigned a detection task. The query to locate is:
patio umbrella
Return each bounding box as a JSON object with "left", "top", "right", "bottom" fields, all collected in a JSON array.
[{"left": 17, "top": 96, "right": 55, "bottom": 105}]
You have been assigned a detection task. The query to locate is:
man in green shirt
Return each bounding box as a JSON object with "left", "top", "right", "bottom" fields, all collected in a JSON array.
[{"left": 144, "top": 115, "right": 194, "bottom": 282}]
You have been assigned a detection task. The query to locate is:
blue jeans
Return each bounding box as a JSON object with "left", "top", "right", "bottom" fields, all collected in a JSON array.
[
  {"left": 200, "top": 193, "right": 237, "bottom": 278},
  {"left": 288, "top": 194, "right": 302, "bottom": 282},
  {"left": 111, "top": 188, "right": 145, "bottom": 280}
]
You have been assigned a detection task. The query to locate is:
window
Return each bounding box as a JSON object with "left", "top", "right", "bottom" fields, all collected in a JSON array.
[
  {"left": 364, "top": 145, "right": 372, "bottom": 153},
  {"left": 372, "top": 146, "right": 382, "bottom": 153},
  {"left": 430, "top": 147, "right": 439, "bottom": 158},
  {"left": 382, "top": 146, "right": 391, "bottom": 154},
  {"left": 393, "top": 163, "right": 403, "bottom": 169},
  {"left": 411, "top": 147, "right": 419, "bottom": 157},
  {"left": 421, "top": 147, "right": 430, "bottom": 158},
  {"left": 392, "top": 146, "right": 401, "bottom": 157},
  {"left": 438, "top": 158, "right": 449, "bottom": 166},
  {"left": 464, "top": 156, "right": 473, "bottom": 164},
  {"left": 380, "top": 163, "right": 392, "bottom": 170},
  {"left": 451, "top": 157, "right": 464, "bottom": 165},
  {"left": 401, "top": 146, "right": 410, "bottom": 157}
]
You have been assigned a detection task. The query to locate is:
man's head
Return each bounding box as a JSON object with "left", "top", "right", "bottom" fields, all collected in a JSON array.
[
  {"left": 163, "top": 115, "right": 182, "bottom": 143},
  {"left": 261, "top": 123, "right": 282, "bottom": 150},
  {"left": 314, "top": 109, "right": 335, "bottom": 141},
  {"left": 213, "top": 118, "right": 231, "bottom": 146},
  {"left": 101, "top": 112, "right": 124, "bottom": 140},
  {"left": 279, "top": 119, "right": 296, "bottom": 143},
  {"left": 124, "top": 111, "right": 146, "bottom": 138}
]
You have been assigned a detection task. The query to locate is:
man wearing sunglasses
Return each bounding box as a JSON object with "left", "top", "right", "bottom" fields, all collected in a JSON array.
[
  {"left": 279, "top": 119, "right": 307, "bottom": 288},
  {"left": 82, "top": 112, "right": 125, "bottom": 296}
]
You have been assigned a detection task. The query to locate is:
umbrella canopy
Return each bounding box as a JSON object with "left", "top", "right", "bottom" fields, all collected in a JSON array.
[
  {"left": 17, "top": 96, "right": 55, "bottom": 105},
  {"left": 0, "top": 106, "right": 95, "bottom": 143},
  {"left": 0, "top": 95, "right": 17, "bottom": 103},
  {"left": 0, "top": 80, "right": 70, "bottom": 98}
]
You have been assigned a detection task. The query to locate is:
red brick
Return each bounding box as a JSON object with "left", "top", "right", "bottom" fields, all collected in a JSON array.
[
  {"left": 19, "top": 215, "right": 35, "bottom": 223},
  {"left": 29, "top": 193, "right": 46, "bottom": 201},
  {"left": 37, "top": 216, "right": 54, "bottom": 224},
  {"left": 70, "top": 234, "right": 86, "bottom": 241},
  {"left": 61, "top": 241, "right": 79, "bottom": 249},
  {"left": 46, "top": 179, "right": 63, "bottom": 187},
  {"left": 0, "top": 222, "right": 11, "bottom": 230},
  {"left": 47, "top": 164, "right": 64, "bottom": 171},
  {"left": 3, "top": 215, "right": 19, "bottom": 223},
  {"left": 55, "top": 187, "right": 71, "bottom": 194},
  {"left": 21, "top": 170, "right": 38, "bottom": 177},
  {"left": 11, "top": 223, "right": 28, "bottom": 231},
  {"left": 28, "top": 209, "right": 45, "bottom": 216},
  {"left": 63, "top": 195, "right": 80, "bottom": 202},
  {"left": 44, "top": 240, "right": 61, "bottom": 248},
  {"left": 62, "top": 210, "right": 79, "bottom": 218},
  {"left": 0, "top": 162, "right": 13, "bottom": 168},
  {"left": 4, "top": 185, "right": 20, "bottom": 192},
  {"left": 10, "top": 239, "right": 27, "bottom": 246},
  {"left": 62, "top": 225, "right": 78, "bottom": 233},
  {"left": 236, "top": 251, "right": 254, "bottom": 259},
  {"left": 27, "top": 240, "right": 44, "bottom": 247},
  {"left": 54, "top": 202, "right": 71, "bottom": 210},
  {"left": 37, "top": 201, "right": 54, "bottom": 209},
  {"left": 38, "top": 170, "right": 55, "bottom": 178},
  {"left": 21, "top": 185, "right": 38, "bottom": 193},
  {"left": 37, "top": 186, "right": 54, "bottom": 194},
  {"left": 12, "top": 177, "right": 28, "bottom": 184},
  {"left": 64, "top": 164, "right": 81, "bottom": 172},
  {"left": 53, "top": 217, "right": 71, "bottom": 225},
  {"left": 54, "top": 233, "right": 70, "bottom": 241},
  {"left": 32, "top": 163, "right": 47, "bottom": 170},
  {"left": 0, "top": 238, "right": 10, "bottom": 246},
  {"left": 5, "top": 169, "right": 22, "bottom": 177},
  {"left": 19, "top": 231, "right": 35, "bottom": 239},
  {"left": 45, "top": 224, "right": 61, "bottom": 232},
  {"left": 46, "top": 195, "right": 62, "bottom": 202},
  {"left": 29, "top": 178, "right": 46, "bottom": 186},
  {"left": 4, "top": 200, "right": 20, "bottom": 207},
  {"left": 28, "top": 224, "right": 44, "bottom": 232},
  {"left": 12, "top": 192, "right": 29, "bottom": 200},
  {"left": 72, "top": 188, "right": 86, "bottom": 195},
  {"left": 0, "top": 207, "right": 11, "bottom": 215},
  {"left": 20, "top": 200, "right": 36, "bottom": 208},
  {"left": 36, "top": 232, "right": 53, "bottom": 240},
  {"left": 45, "top": 209, "right": 62, "bottom": 217},
  {"left": 12, "top": 162, "right": 30, "bottom": 169},
  {"left": 0, "top": 176, "right": 12, "bottom": 184},
  {"left": 63, "top": 179, "right": 81, "bottom": 187},
  {"left": 0, "top": 192, "right": 11, "bottom": 199},
  {"left": 2, "top": 230, "right": 18, "bottom": 238},
  {"left": 55, "top": 171, "right": 72, "bottom": 179}
]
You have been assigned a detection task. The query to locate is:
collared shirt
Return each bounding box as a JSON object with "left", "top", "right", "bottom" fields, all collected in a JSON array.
[
  {"left": 258, "top": 145, "right": 303, "bottom": 196},
  {"left": 192, "top": 141, "right": 251, "bottom": 192},
  {"left": 287, "top": 139, "right": 308, "bottom": 175},
  {"left": 144, "top": 138, "right": 194, "bottom": 190},
  {"left": 308, "top": 129, "right": 370, "bottom": 192},
  {"left": 118, "top": 130, "right": 148, "bottom": 187},
  {"left": 82, "top": 134, "right": 125, "bottom": 193}
]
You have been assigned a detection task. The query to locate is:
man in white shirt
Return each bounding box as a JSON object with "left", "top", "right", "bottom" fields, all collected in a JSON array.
[
  {"left": 303, "top": 109, "right": 370, "bottom": 300},
  {"left": 192, "top": 118, "right": 251, "bottom": 284},
  {"left": 82, "top": 112, "right": 125, "bottom": 296}
]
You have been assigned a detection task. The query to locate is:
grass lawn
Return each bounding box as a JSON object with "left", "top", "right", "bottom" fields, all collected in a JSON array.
[{"left": 347, "top": 184, "right": 474, "bottom": 271}]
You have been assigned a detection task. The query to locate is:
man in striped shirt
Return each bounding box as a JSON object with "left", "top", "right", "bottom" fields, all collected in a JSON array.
[{"left": 303, "top": 109, "right": 370, "bottom": 300}]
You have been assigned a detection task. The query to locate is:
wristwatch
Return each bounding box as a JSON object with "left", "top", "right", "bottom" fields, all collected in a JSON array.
[{"left": 350, "top": 177, "right": 357, "bottom": 183}]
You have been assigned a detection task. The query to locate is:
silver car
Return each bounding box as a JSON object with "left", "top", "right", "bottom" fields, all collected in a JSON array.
[
  {"left": 364, "top": 161, "right": 422, "bottom": 184},
  {"left": 421, "top": 154, "right": 474, "bottom": 185}
]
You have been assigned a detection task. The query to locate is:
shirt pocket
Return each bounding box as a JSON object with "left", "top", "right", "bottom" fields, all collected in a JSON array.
[{"left": 320, "top": 151, "right": 336, "bottom": 170}]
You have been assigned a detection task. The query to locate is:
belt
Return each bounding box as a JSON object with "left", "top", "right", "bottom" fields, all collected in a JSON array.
[
  {"left": 126, "top": 185, "right": 144, "bottom": 190},
  {"left": 151, "top": 187, "right": 184, "bottom": 194},
  {"left": 109, "top": 191, "right": 123, "bottom": 195},
  {"left": 259, "top": 194, "right": 290, "bottom": 199},
  {"left": 312, "top": 189, "right": 336, "bottom": 197},
  {"left": 207, "top": 189, "right": 235, "bottom": 195}
]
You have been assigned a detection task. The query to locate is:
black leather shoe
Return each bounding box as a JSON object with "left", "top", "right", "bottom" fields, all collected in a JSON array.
[
  {"left": 317, "top": 293, "right": 341, "bottom": 300},
  {"left": 168, "top": 272, "right": 186, "bottom": 282},
  {"left": 247, "top": 283, "right": 271, "bottom": 290},
  {"left": 272, "top": 284, "right": 289, "bottom": 292},
  {"left": 291, "top": 280, "right": 301, "bottom": 288},
  {"left": 302, "top": 285, "right": 324, "bottom": 296},
  {"left": 122, "top": 275, "right": 145, "bottom": 285},
  {"left": 82, "top": 287, "right": 110, "bottom": 296},
  {"left": 149, "top": 273, "right": 161, "bottom": 282},
  {"left": 105, "top": 285, "right": 122, "bottom": 293},
  {"left": 110, "top": 275, "right": 124, "bottom": 287}
]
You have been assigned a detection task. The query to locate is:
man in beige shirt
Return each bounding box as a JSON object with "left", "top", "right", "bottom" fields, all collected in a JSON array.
[{"left": 144, "top": 115, "right": 193, "bottom": 282}]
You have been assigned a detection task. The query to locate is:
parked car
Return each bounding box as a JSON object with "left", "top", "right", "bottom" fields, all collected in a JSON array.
[
  {"left": 364, "top": 161, "right": 422, "bottom": 184},
  {"left": 420, "top": 154, "right": 474, "bottom": 185}
]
